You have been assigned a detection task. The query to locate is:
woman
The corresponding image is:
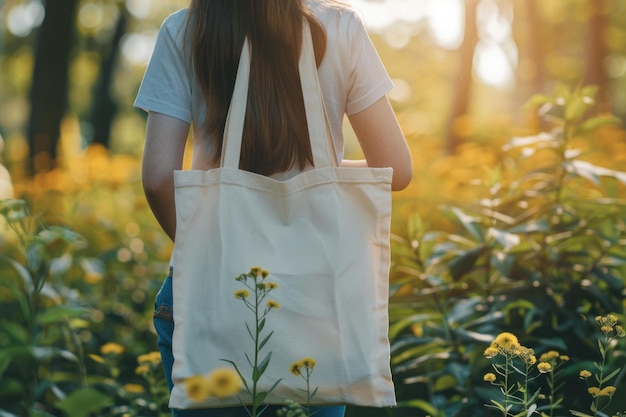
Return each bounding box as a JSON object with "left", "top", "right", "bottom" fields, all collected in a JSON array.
[{"left": 135, "top": 0, "right": 412, "bottom": 416}]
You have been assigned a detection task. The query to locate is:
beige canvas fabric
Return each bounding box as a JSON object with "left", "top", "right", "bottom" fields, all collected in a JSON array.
[{"left": 169, "top": 22, "right": 395, "bottom": 408}]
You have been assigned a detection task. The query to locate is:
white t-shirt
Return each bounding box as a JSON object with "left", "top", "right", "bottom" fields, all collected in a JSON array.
[{"left": 134, "top": 1, "right": 393, "bottom": 166}]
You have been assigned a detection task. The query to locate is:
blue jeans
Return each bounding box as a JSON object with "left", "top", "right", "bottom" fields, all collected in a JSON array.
[{"left": 153, "top": 274, "right": 346, "bottom": 417}]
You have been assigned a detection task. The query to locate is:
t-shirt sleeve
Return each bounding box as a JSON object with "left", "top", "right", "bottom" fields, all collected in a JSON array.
[
  {"left": 134, "top": 14, "right": 192, "bottom": 123},
  {"left": 344, "top": 11, "right": 394, "bottom": 116}
]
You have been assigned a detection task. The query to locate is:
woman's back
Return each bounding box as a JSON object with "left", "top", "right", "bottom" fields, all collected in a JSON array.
[{"left": 136, "top": 1, "right": 394, "bottom": 177}]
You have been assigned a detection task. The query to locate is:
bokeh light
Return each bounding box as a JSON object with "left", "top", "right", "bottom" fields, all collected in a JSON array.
[{"left": 6, "top": 0, "right": 44, "bottom": 37}]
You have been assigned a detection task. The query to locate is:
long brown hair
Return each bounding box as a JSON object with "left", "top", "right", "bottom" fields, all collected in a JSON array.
[{"left": 186, "top": 0, "right": 327, "bottom": 175}]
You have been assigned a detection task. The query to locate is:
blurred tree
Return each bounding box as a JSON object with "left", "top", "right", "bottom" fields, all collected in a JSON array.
[
  {"left": 446, "top": 0, "right": 479, "bottom": 154},
  {"left": 585, "top": 0, "right": 610, "bottom": 111},
  {"left": 513, "top": 0, "right": 546, "bottom": 99},
  {"left": 91, "top": 3, "right": 128, "bottom": 148},
  {"left": 27, "top": 0, "right": 79, "bottom": 174}
]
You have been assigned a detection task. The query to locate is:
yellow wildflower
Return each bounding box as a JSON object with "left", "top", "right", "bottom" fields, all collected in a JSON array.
[
  {"left": 588, "top": 387, "right": 601, "bottom": 397},
  {"left": 266, "top": 300, "right": 280, "bottom": 309},
  {"left": 599, "top": 386, "right": 617, "bottom": 397},
  {"left": 483, "top": 373, "right": 496, "bottom": 382},
  {"left": 135, "top": 365, "right": 150, "bottom": 375},
  {"left": 84, "top": 271, "right": 103, "bottom": 284},
  {"left": 300, "top": 357, "right": 317, "bottom": 369},
  {"left": 596, "top": 314, "right": 619, "bottom": 330},
  {"left": 234, "top": 289, "right": 250, "bottom": 299},
  {"left": 601, "top": 325, "right": 612, "bottom": 333},
  {"left": 100, "top": 342, "right": 125, "bottom": 355},
  {"left": 516, "top": 346, "right": 535, "bottom": 364},
  {"left": 493, "top": 332, "right": 519, "bottom": 352},
  {"left": 579, "top": 370, "right": 592, "bottom": 379},
  {"left": 616, "top": 325, "right": 626, "bottom": 337},
  {"left": 266, "top": 282, "right": 279, "bottom": 290},
  {"left": 261, "top": 269, "right": 270, "bottom": 278},
  {"left": 411, "top": 323, "right": 423, "bottom": 337},
  {"left": 137, "top": 351, "right": 161, "bottom": 364},
  {"left": 250, "top": 267, "right": 262, "bottom": 277},
  {"left": 184, "top": 374, "right": 212, "bottom": 402},
  {"left": 560, "top": 355, "right": 570, "bottom": 361},
  {"left": 123, "top": 383, "right": 145, "bottom": 394},
  {"left": 89, "top": 354, "right": 104, "bottom": 363},
  {"left": 483, "top": 346, "right": 498, "bottom": 358},
  {"left": 539, "top": 350, "right": 560, "bottom": 363},
  {"left": 537, "top": 362, "right": 552, "bottom": 373},
  {"left": 290, "top": 361, "right": 302, "bottom": 376},
  {"left": 206, "top": 367, "right": 242, "bottom": 398}
]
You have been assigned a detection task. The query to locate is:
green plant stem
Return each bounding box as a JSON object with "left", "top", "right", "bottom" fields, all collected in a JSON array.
[
  {"left": 593, "top": 336, "right": 609, "bottom": 416},
  {"left": 548, "top": 370, "right": 556, "bottom": 417},
  {"left": 503, "top": 354, "right": 511, "bottom": 417},
  {"left": 252, "top": 281, "right": 261, "bottom": 417},
  {"left": 522, "top": 362, "right": 531, "bottom": 414},
  {"left": 305, "top": 370, "right": 311, "bottom": 416}
]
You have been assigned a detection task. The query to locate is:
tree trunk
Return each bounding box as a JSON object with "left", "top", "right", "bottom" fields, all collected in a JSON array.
[
  {"left": 91, "top": 5, "right": 128, "bottom": 148},
  {"left": 27, "top": 0, "right": 79, "bottom": 174},
  {"left": 446, "top": 0, "right": 479, "bottom": 155},
  {"left": 512, "top": 0, "right": 547, "bottom": 129},
  {"left": 585, "top": 0, "right": 610, "bottom": 112}
]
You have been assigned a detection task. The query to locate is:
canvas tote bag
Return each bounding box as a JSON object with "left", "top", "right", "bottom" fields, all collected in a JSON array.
[{"left": 169, "top": 21, "right": 396, "bottom": 408}]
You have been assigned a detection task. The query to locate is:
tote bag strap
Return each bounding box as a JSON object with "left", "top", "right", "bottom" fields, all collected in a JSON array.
[{"left": 221, "top": 20, "right": 337, "bottom": 170}]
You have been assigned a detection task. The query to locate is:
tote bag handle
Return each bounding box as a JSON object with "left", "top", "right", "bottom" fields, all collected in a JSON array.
[{"left": 221, "top": 20, "right": 338, "bottom": 170}]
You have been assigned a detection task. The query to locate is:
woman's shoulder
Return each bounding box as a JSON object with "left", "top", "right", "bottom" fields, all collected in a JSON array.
[
  {"left": 307, "top": 0, "right": 363, "bottom": 33},
  {"left": 159, "top": 8, "right": 189, "bottom": 36}
]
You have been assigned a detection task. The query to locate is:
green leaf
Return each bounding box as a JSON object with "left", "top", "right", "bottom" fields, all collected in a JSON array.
[
  {"left": 221, "top": 360, "right": 250, "bottom": 392},
  {"left": 507, "top": 219, "right": 551, "bottom": 234},
  {"left": 388, "top": 313, "right": 434, "bottom": 339},
  {"left": 254, "top": 391, "right": 267, "bottom": 405},
  {"left": 54, "top": 388, "right": 114, "bottom": 417},
  {"left": 567, "top": 160, "right": 626, "bottom": 185},
  {"left": 448, "top": 207, "right": 483, "bottom": 241},
  {"left": 433, "top": 374, "right": 457, "bottom": 391},
  {"left": 569, "top": 412, "right": 593, "bottom": 417},
  {"left": 245, "top": 322, "right": 254, "bottom": 340},
  {"left": 448, "top": 246, "right": 484, "bottom": 280},
  {"left": 258, "top": 352, "right": 272, "bottom": 378},
  {"left": 397, "top": 399, "right": 441, "bottom": 415},
  {"left": 36, "top": 306, "right": 91, "bottom": 325},
  {"left": 565, "top": 97, "right": 589, "bottom": 121},
  {"left": 599, "top": 367, "right": 620, "bottom": 384},
  {"left": 29, "top": 346, "right": 78, "bottom": 363},
  {"left": 266, "top": 378, "right": 282, "bottom": 396},
  {"left": 574, "top": 115, "right": 621, "bottom": 135},
  {"left": 258, "top": 331, "right": 274, "bottom": 351},
  {"left": 502, "top": 132, "right": 557, "bottom": 151},
  {"left": 581, "top": 85, "right": 599, "bottom": 99},
  {"left": 489, "top": 399, "right": 507, "bottom": 412},
  {"left": 0, "top": 319, "right": 29, "bottom": 344},
  {"left": 487, "top": 228, "right": 521, "bottom": 250},
  {"left": 0, "top": 256, "right": 34, "bottom": 294}
]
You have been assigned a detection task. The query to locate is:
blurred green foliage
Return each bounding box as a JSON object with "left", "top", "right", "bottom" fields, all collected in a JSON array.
[
  {"left": 385, "top": 84, "right": 626, "bottom": 417},
  {"left": 1, "top": 0, "right": 626, "bottom": 416}
]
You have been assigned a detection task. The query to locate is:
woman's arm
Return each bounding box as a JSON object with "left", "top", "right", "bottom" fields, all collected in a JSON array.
[
  {"left": 348, "top": 96, "right": 413, "bottom": 191},
  {"left": 141, "top": 112, "right": 190, "bottom": 241}
]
